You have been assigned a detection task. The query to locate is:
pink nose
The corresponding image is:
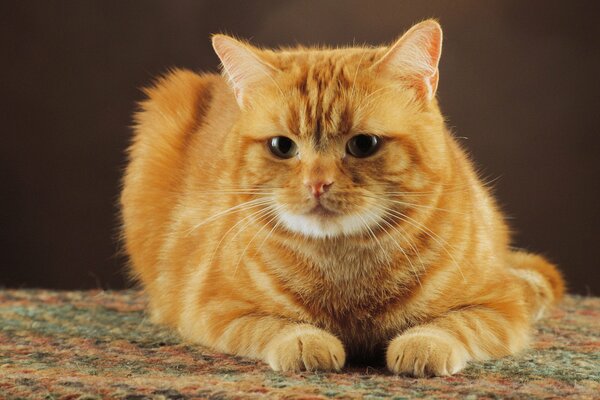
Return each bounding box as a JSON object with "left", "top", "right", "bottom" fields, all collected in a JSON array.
[{"left": 305, "top": 181, "right": 333, "bottom": 198}]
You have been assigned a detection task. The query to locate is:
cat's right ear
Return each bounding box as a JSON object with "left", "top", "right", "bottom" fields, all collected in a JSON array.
[
  {"left": 212, "top": 34, "right": 277, "bottom": 108},
  {"left": 372, "top": 20, "right": 443, "bottom": 102}
]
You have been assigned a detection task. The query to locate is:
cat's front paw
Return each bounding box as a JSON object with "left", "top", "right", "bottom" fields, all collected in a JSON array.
[
  {"left": 386, "top": 329, "right": 469, "bottom": 377},
  {"left": 266, "top": 325, "right": 345, "bottom": 372}
]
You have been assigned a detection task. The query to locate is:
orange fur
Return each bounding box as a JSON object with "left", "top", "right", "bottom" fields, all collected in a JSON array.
[{"left": 121, "top": 20, "right": 563, "bottom": 376}]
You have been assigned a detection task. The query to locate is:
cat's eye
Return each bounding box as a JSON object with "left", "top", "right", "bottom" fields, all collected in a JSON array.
[
  {"left": 268, "top": 136, "right": 297, "bottom": 159},
  {"left": 346, "top": 134, "right": 381, "bottom": 158}
]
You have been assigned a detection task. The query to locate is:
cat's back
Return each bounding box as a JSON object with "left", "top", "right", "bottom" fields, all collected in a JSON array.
[{"left": 121, "top": 69, "right": 236, "bottom": 286}]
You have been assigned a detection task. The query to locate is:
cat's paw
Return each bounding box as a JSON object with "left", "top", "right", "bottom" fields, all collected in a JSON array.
[
  {"left": 386, "top": 329, "right": 469, "bottom": 377},
  {"left": 266, "top": 325, "right": 345, "bottom": 372}
]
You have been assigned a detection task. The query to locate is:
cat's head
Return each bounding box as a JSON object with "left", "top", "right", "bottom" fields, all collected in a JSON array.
[{"left": 213, "top": 20, "right": 451, "bottom": 239}]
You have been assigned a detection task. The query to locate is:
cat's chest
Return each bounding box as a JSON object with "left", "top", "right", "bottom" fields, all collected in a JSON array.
[
  {"left": 295, "top": 252, "right": 409, "bottom": 324},
  {"left": 298, "top": 268, "right": 408, "bottom": 354},
  {"left": 268, "top": 242, "right": 414, "bottom": 331}
]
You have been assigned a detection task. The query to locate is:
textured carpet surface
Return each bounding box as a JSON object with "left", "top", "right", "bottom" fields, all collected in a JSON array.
[{"left": 0, "top": 290, "right": 598, "bottom": 399}]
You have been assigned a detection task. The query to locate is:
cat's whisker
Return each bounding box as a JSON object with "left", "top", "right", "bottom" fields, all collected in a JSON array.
[
  {"left": 356, "top": 212, "right": 387, "bottom": 264},
  {"left": 480, "top": 174, "right": 502, "bottom": 189},
  {"left": 191, "top": 194, "right": 274, "bottom": 199},
  {"left": 186, "top": 198, "right": 272, "bottom": 235},
  {"left": 255, "top": 206, "right": 286, "bottom": 256},
  {"left": 196, "top": 188, "right": 272, "bottom": 190},
  {"left": 373, "top": 187, "right": 475, "bottom": 198},
  {"left": 192, "top": 183, "right": 275, "bottom": 189},
  {"left": 232, "top": 206, "right": 283, "bottom": 278},
  {"left": 229, "top": 208, "right": 280, "bottom": 279},
  {"left": 206, "top": 186, "right": 269, "bottom": 189},
  {"left": 363, "top": 194, "right": 469, "bottom": 216},
  {"left": 206, "top": 203, "right": 276, "bottom": 267},
  {"left": 381, "top": 206, "right": 466, "bottom": 282},
  {"left": 364, "top": 209, "right": 419, "bottom": 280},
  {"left": 381, "top": 174, "right": 501, "bottom": 193},
  {"left": 196, "top": 191, "right": 275, "bottom": 195},
  {"left": 380, "top": 186, "right": 472, "bottom": 196},
  {"left": 378, "top": 192, "right": 440, "bottom": 197},
  {"left": 225, "top": 204, "right": 277, "bottom": 250},
  {"left": 192, "top": 187, "right": 275, "bottom": 192},
  {"left": 194, "top": 186, "right": 273, "bottom": 190},
  {"left": 370, "top": 205, "right": 426, "bottom": 287},
  {"left": 383, "top": 223, "right": 422, "bottom": 288}
]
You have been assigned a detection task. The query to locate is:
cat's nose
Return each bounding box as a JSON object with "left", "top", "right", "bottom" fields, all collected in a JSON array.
[{"left": 305, "top": 180, "right": 333, "bottom": 198}]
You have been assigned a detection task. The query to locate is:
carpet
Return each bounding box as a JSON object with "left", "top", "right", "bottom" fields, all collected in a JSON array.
[{"left": 0, "top": 290, "right": 598, "bottom": 399}]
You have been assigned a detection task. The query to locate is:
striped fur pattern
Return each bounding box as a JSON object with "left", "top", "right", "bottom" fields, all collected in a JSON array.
[{"left": 120, "top": 20, "right": 564, "bottom": 376}]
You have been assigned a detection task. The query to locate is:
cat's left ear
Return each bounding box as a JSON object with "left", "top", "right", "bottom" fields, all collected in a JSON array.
[
  {"left": 212, "top": 34, "right": 278, "bottom": 108},
  {"left": 373, "top": 20, "right": 443, "bottom": 101}
]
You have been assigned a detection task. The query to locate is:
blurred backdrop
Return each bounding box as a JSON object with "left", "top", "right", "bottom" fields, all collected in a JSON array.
[{"left": 1, "top": 1, "right": 598, "bottom": 294}]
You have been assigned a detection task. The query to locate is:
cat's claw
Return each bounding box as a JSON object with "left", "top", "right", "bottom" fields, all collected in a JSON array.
[
  {"left": 386, "top": 330, "right": 469, "bottom": 377},
  {"left": 266, "top": 326, "right": 346, "bottom": 372}
]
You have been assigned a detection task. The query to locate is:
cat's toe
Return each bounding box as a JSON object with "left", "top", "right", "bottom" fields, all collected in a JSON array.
[
  {"left": 386, "top": 329, "right": 469, "bottom": 377},
  {"left": 266, "top": 325, "right": 345, "bottom": 372}
]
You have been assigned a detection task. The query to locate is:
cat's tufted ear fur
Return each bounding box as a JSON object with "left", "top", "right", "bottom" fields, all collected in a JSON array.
[
  {"left": 212, "top": 34, "right": 277, "bottom": 108},
  {"left": 373, "top": 20, "right": 443, "bottom": 101}
]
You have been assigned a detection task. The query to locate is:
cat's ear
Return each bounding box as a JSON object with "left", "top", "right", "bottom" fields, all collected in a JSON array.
[
  {"left": 373, "top": 20, "right": 443, "bottom": 101},
  {"left": 212, "top": 34, "right": 277, "bottom": 108}
]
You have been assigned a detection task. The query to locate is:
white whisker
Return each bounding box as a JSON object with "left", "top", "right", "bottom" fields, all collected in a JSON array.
[
  {"left": 255, "top": 207, "right": 285, "bottom": 255},
  {"left": 364, "top": 194, "right": 469, "bottom": 216},
  {"left": 382, "top": 206, "right": 466, "bottom": 282},
  {"left": 186, "top": 198, "right": 271, "bottom": 235},
  {"left": 206, "top": 203, "right": 275, "bottom": 267},
  {"left": 369, "top": 206, "right": 424, "bottom": 288},
  {"left": 232, "top": 206, "right": 283, "bottom": 277},
  {"left": 356, "top": 212, "right": 387, "bottom": 264}
]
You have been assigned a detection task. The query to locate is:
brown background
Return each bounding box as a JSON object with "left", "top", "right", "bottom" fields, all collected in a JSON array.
[{"left": 1, "top": 1, "right": 598, "bottom": 294}]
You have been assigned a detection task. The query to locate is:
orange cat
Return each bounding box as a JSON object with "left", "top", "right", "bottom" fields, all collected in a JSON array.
[{"left": 121, "top": 20, "right": 563, "bottom": 376}]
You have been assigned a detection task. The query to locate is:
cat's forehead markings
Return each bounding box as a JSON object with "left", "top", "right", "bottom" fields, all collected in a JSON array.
[{"left": 287, "top": 55, "right": 355, "bottom": 150}]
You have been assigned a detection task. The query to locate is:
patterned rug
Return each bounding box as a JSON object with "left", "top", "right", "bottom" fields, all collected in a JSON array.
[{"left": 0, "top": 290, "right": 598, "bottom": 399}]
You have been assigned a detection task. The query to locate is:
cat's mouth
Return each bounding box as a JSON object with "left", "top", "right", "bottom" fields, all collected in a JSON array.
[{"left": 307, "top": 204, "right": 338, "bottom": 217}]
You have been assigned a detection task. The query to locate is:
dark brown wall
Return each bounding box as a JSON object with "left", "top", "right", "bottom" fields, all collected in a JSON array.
[{"left": 1, "top": 1, "right": 598, "bottom": 294}]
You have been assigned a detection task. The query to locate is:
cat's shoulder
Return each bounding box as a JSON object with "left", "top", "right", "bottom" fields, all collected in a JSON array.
[
  {"left": 134, "top": 68, "right": 236, "bottom": 142},
  {"left": 138, "top": 68, "right": 232, "bottom": 119}
]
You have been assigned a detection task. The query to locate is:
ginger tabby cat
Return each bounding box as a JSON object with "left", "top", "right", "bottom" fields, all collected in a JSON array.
[{"left": 121, "top": 20, "right": 563, "bottom": 376}]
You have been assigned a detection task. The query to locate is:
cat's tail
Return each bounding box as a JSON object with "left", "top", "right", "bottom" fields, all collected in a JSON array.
[{"left": 508, "top": 250, "right": 565, "bottom": 321}]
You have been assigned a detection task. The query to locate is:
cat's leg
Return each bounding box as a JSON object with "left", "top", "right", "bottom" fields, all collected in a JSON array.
[
  {"left": 386, "top": 302, "right": 530, "bottom": 377},
  {"left": 180, "top": 304, "right": 345, "bottom": 372}
]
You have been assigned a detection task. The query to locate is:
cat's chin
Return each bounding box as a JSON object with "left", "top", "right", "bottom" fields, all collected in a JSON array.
[{"left": 277, "top": 209, "right": 383, "bottom": 239}]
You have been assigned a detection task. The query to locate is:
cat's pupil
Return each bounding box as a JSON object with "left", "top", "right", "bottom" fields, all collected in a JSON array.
[
  {"left": 355, "top": 135, "right": 372, "bottom": 151},
  {"left": 347, "top": 134, "right": 380, "bottom": 158},
  {"left": 268, "top": 136, "right": 296, "bottom": 159},
  {"left": 277, "top": 137, "right": 292, "bottom": 153}
]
